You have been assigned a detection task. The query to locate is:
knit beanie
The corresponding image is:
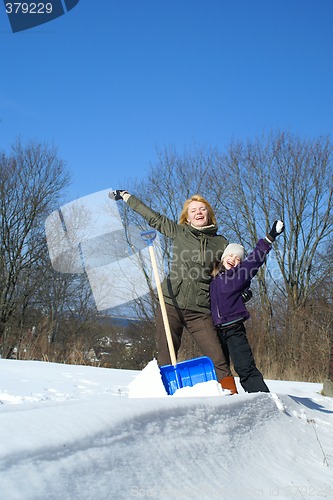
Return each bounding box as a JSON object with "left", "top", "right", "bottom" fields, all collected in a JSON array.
[{"left": 221, "top": 243, "right": 245, "bottom": 262}]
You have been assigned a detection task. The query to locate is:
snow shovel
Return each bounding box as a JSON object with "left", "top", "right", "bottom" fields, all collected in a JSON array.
[{"left": 141, "top": 229, "right": 217, "bottom": 395}]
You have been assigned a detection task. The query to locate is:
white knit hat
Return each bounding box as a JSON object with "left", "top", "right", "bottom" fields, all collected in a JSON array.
[{"left": 221, "top": 243, "right": 245, "bottom": 262}]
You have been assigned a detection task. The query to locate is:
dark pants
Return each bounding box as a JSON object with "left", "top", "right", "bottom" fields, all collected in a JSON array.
[
  {"left": 155, "top": 303, "right": 231, "bottom": 380},
  {"left": 217, "top": 322, "right": 269, "bottom": 393}
]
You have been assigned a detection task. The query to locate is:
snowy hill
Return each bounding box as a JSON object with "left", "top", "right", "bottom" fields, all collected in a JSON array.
[{"left": 0, "top": 359, "right": 332, "bottom": 500}]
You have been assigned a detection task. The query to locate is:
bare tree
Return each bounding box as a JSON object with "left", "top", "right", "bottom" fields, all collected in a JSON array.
[{"left": 0, "top": 139, "right": 70, "bottom": 356}]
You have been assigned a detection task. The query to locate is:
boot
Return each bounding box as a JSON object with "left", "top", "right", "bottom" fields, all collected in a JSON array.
[{"left": 220, "top": 376, "right": 238, "bottom": 395}]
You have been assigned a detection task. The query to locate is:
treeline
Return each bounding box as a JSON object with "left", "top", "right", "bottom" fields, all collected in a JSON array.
[
  {"left": 1, "top": 132, "right": 332, "bottom": 382},
  {"left": 122, "top": 130, "right": 333, "bottom": 382}
]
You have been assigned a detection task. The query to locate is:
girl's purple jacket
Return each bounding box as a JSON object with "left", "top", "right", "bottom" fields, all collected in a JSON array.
[{"left": 210, "top": 238, "right": 272, "bottom": 327}]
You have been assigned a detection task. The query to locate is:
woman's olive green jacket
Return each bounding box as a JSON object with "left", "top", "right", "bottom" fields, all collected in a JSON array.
[{"left": 127, "top": 195, "right": 228, "bottom": 314}]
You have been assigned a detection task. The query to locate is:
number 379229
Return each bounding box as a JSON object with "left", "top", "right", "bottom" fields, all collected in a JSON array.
[{"left": 5, "top": 3, "right": 53, "bottom": 14}]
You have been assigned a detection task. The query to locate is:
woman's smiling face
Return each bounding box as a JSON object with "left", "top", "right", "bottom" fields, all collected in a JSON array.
[{"left": 187, "top": 201, "right": 209, "bottom": 227}]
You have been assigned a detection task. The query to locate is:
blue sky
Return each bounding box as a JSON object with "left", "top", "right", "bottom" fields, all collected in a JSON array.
[{"left": 1, "top": 0, "right": 333, "bottom": 202}]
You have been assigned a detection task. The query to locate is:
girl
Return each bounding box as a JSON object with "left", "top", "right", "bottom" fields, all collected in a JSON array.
[{"left": 210, "top": 220, "right": 284, "bottom": 393}]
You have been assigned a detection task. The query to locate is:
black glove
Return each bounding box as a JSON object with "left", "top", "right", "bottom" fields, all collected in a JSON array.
[
  {"left": 241, "top": 288, "right": 253, "bottom": 303},
  {"left": 267, "top": 220, "right": 284, "bottom": 242},
  {"left": 109, "top": 190, "right": 128, "bottom": 201}
]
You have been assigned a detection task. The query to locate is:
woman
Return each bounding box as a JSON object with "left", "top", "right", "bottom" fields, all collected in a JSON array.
[{"left": 113, "top": 190, "right": 237, "bottom": 393}]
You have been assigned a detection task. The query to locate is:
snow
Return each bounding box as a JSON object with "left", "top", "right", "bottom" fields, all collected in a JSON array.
[{"left": 1, "top": 359, "right": 332, "bottom": 500}]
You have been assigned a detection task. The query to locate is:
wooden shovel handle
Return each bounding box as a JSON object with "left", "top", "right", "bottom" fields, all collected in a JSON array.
[{"left": 148, "top": 245, "right": 177, "bottom": 366}]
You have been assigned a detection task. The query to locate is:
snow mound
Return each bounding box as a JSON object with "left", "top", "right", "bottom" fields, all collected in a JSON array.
[{"left": 128, "top": 359, "right": 168, "bottom": 398}]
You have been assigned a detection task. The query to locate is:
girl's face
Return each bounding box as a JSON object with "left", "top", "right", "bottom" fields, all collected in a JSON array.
[
  {"left": 187, "top": 201, "right": 209, "bottom": 227},
  {"left": 222, "top": 253, "right": 241, "bottom": 270}
]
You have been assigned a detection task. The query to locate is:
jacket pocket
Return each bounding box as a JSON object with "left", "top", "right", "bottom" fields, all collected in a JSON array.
[
  {"left": 196, "top": 282, "right": 210, "bottom": 307},
  {"left": 163, "top": 276, "right": 183, "bottom": 298}
]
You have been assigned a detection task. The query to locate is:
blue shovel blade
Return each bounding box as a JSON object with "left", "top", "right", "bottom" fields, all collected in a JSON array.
[{"left": 160, "top": 356, "right": 217, "bottom": 395}]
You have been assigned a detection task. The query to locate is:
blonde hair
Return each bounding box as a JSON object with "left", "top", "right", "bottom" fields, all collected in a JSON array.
[
  {"left": 211, "top": 260, "right": 222, "bottom": 278},
  {"left": 178, "top": 194, "right": 217, "bottom": 226}
]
